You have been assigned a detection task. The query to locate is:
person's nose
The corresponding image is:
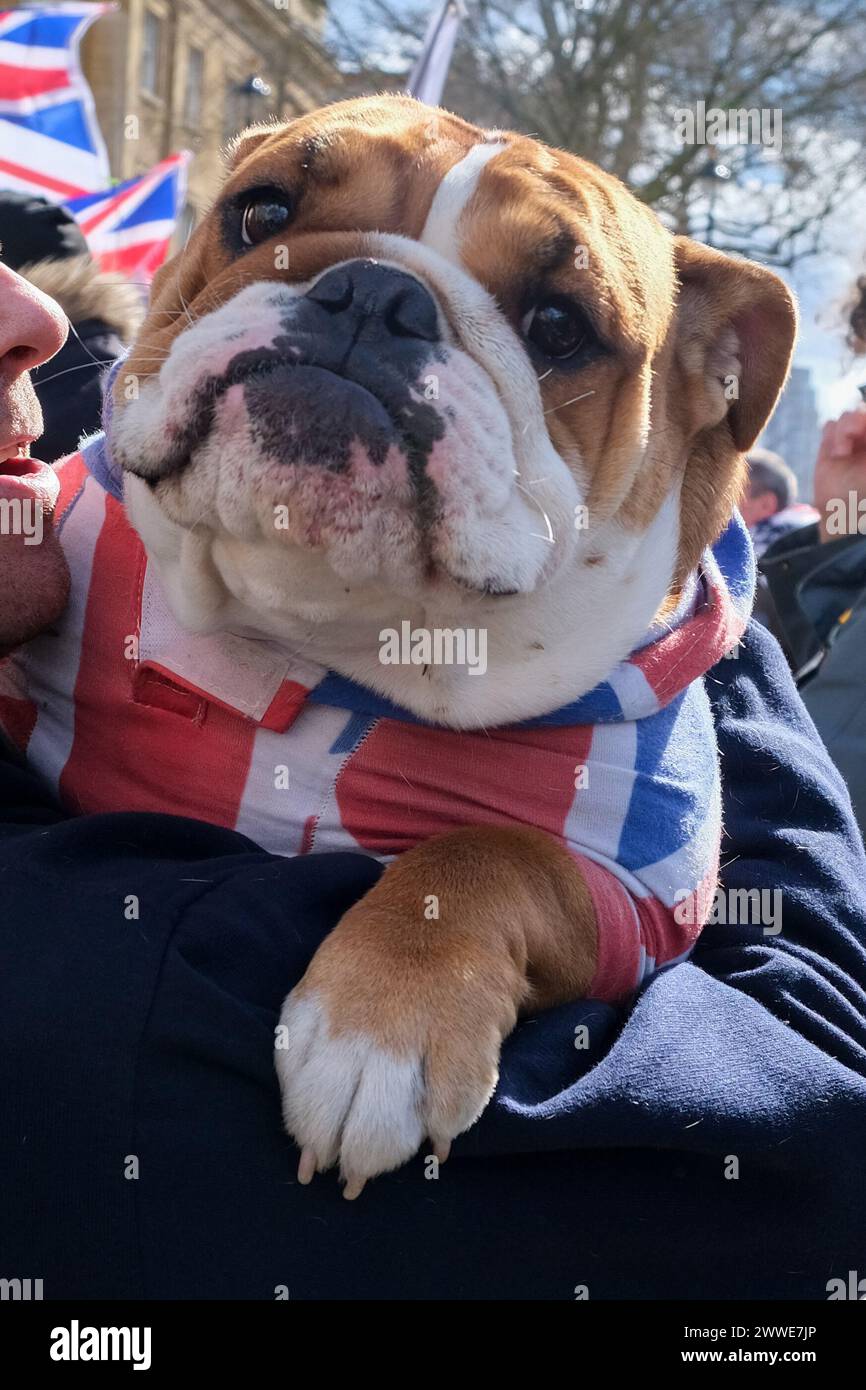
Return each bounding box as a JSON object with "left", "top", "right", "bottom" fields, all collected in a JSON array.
[{"left": 0, "top": 261, "right": 68, "bottom": 377}]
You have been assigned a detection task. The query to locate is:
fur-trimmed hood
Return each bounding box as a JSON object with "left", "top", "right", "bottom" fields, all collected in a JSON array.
[{"left": 20, "top": 254, "right": 145, "bottom": 343}]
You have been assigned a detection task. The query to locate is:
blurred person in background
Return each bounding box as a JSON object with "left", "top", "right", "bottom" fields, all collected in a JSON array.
[
  {"left": 757, "top": 283, "right": 866, "bottom": 841},
  {"left": 741, "top": 447, "right": 819, "bottom": 558},
  {"left": 0, "top": 191, "right": 142, "bottom": 463}
]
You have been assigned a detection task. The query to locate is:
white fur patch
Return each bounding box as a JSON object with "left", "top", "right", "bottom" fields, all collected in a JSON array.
[
  {"left": 420, "top": 141, "right": 507, "bottom": 263},
  {"left": 276, "top": 992, "right": 426, "bottom": 1184}
]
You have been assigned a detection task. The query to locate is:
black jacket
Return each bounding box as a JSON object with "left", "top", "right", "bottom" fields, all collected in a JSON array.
[{"left": 760, "top": 521, "right": 866, "bottom": 838}]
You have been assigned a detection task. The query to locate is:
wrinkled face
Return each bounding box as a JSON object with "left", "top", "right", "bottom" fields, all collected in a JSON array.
[{"left": 112, "top": 96, "right": 795, "bottom": 726}]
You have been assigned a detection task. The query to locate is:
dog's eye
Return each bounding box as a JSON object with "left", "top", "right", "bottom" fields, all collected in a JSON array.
[
  {"left": 521, "top": 297, "right": 595, "bottom": 361},
  {"left": 239, "top": 193, "right": 292, "bottom": 248}
]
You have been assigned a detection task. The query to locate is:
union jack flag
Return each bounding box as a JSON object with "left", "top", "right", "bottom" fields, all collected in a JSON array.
[
  {"left": 0, "top": 3, "right": 111, "bottom": 201},
  {"left": 67, "top": 152, "right": 191, "bottom": 280}
]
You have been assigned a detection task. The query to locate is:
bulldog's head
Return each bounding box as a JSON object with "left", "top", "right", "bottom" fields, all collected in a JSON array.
[{"left": 112, "top": 95, "right": 796, "bottom": 727}]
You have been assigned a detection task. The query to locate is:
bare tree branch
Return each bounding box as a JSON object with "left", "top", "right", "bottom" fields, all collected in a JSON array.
[{"left": 332, "top": 0, "right": 866, "bottom": 263}]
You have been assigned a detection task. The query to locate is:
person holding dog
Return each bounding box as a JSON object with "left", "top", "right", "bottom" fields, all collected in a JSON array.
[{"left": 1, "top": 225, "right": 866, "bottom": 1300}]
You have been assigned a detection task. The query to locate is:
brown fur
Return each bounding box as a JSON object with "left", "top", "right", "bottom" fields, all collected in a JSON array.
[
  {"left": 297, "top": 824, "right": 599, "bottom": 1044},
  {"left": 292, "top": 826, "right": 599, "bottom": 1152}
]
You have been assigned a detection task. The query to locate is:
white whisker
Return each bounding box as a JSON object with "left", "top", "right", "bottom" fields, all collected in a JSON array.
[
  {"left": 514, "top": 479, "right": 555, "bottom": 543},
  {"left": 35, "top": 358, "right": 116, "bottom": 386},
  {"left": 543, "top": 390, "right": 595, "bottom": 416}
]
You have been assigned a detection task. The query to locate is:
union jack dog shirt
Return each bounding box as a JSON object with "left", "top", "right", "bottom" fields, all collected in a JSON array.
[{"left": 0, "top": 435, "right": 754, "bottom": 1002}]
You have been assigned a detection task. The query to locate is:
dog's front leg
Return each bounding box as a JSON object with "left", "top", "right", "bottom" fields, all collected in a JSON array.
[{"left": 276, "top": 825, "right": 600, "bottom": 1198}]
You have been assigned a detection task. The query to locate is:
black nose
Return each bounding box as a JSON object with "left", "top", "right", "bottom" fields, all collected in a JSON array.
[{"left": 305, "top": 260, "right": 440, "bottom": 344}]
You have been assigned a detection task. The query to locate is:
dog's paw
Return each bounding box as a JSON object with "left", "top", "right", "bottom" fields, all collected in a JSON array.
[
  {"left": 276, "top": 991, "right": 436, "bottom": 1199},
  {"left": 274, "top": 908, "right": 520, "bottom": 1198}
]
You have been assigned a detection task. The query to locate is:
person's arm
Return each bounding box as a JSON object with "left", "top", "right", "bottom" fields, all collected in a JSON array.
[
  {"left": 697, "top": 619, "right": 866, "bottom": 1060},
  {"left": 3, "top": 618, "right": 864, "bottom": 1301},
  {"left": 460, "top": 618, "right": 866, "bottom": 1160}
]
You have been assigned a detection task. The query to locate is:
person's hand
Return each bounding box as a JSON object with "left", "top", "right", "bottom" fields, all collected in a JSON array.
[
  {"left": 813, "top": 408, "right": 866, "bottom": 542},
  {"left": 0, "top": 457, "right": 70, "bottom": 656}
]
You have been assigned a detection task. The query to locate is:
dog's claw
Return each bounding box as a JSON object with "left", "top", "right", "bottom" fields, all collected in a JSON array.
[
  {"left": 297, "top": 1146, "right": 318, "bottom": 1185},
  {"left": 342, "top": 1175, "right": 366, "bottom": 1201},
  {"left": 433, "top": 1139, "right": 451, "bottom": 1164}
]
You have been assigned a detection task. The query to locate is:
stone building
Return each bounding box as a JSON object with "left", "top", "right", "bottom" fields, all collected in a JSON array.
[{"left": 80, "top": 0, "right": 342, "bottom": 226}]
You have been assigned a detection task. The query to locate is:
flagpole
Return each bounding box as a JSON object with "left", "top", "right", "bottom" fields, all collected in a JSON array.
[{"left": 406, "top": 0, "right": 466, "bottom": 106}]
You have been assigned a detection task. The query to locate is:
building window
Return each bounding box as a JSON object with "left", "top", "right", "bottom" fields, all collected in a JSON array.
[
  {"left": 141, "top": 9, "right": 162, "bottom": 98},
  {"left": 184, "top": 46, "right": 204, "bottom": 127}
]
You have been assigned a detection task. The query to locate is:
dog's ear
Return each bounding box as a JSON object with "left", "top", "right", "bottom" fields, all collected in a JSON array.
[
  {"left": 673, "top": 236, "right": 797, "bottom": 449},
  {"left": 671, "top": 236, "right": 797, "bottom": 573}
]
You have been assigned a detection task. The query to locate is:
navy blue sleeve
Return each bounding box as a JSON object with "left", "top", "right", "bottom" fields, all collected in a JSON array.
[
  {"left": 469, "top": 619, "right": 866, "bottom": 1143},
  {"left": 698, "top": 620, "right": 866, "bottom": 1061},
  {"left": 0, "top": 736, "right": 65, "bottom": 827},
  {"left": 448, "top": 620, "right": 866, "bottom": 1296}
]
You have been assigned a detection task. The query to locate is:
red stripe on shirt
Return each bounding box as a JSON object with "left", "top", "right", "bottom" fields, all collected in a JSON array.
[
  {"left": 58, "top": 498, "right": 258, "bottom": 826},
  {"left": 336, "top": 718, "right": 594, "bottom": 855},
  {"left": 579, "top": 854, "right": 642, "bottom": 1001},
  {"left": 584, "top": 861, "right": 716, "bottom": 1002},
  {"left": 260, "top": 679, "right": 310, "bottom": 732},
  {"left": 0, "top": 661, "right": 37, "bottom": 750},
  {"left": 54, "top": 451, "right": 89, "bottom": 524},
  {"left": 631, "top": 579, "right": 744, "bottom": 707},
  {"left": 631, "top": 607, "right": 718, "bottom": 705}
]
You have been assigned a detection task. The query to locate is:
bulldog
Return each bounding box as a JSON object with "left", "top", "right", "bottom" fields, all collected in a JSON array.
[{"left": 0, "top": 95, "right": 796, "bottom": 1198}]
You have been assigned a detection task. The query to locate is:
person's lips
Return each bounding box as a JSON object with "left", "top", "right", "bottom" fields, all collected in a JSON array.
[
  {"left": 0, "top": 453, "right": 59, "bottom": 512},
  {"left": 0, "top": 446, "right": 70, "bottom": 652}
]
